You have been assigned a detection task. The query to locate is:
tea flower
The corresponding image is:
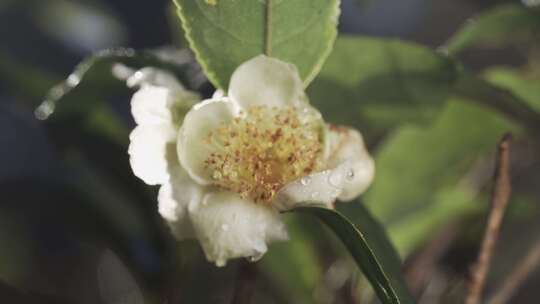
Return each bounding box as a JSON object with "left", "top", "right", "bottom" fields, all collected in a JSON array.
[{"left": 128, "top": 56, "right": 375, "bottom": 266}]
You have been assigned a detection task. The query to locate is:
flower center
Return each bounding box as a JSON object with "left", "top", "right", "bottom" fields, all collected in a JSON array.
[{"left": 204, "top": 105, "right": 323, "bottom": 203}]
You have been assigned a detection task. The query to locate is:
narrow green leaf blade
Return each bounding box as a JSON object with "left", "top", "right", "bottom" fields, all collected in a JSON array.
[
  {"left": 37, "top": 48, "right": 200, "bottom": 121},
  {"left": 295, "top": 206, "right": 416, "bottom": 304},
  {"left": 484, "top": 67, "right": 540, "bottom": 113},
  {"left": 174, "top": 0, "right": 340, "bottom": 89}
]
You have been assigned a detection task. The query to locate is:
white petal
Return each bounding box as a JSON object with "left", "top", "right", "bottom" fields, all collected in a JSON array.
[
  {"left": 189, "top": 191, "right": 288, "bottom": 267},
  {"left": 327, "top": 127, "right": 375, "bottom": 201},
  {"left": 177, "top": 99, "right": 238, "bottom": 185},
  {"left": 128, "top": 124, "right": 177, "bottom": 185},
  {"left": 229, "top": 55, "right": 306, "bottom": 108},
  {"left": 131, "top": 84, "right": 200, "bottom": 126},
  {"left": 131, "top": 86, "right": 172, "bottom": 125},
  {"left": 158, "top": 167, "right": 206, "bottom": 240},
  {"left": 273, "top": 162, "right": 352, "bottom": 211},
  {"left": 212, "top": 89, "right": 226, "bottom": 99}
]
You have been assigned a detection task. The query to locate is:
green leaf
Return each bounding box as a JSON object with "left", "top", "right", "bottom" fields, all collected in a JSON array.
[
  {"left": 443, "top": 4, "right": 540, "bottom": 55},
  {"left": 454, "top": 72, "right": 540, "bottom": 136},
  {"left": 483, "top": 67, "right": 540, "bottom": 113},
  {"left": 174, "top": 0, "right": 340, "bottom": 89},
  {"left": 364, "top": 100, "right": 515, "bottom": 254},
  {"left": 308, "top": 36, "right": 540, "bottom": 139},
  {"left": 295, "top": 206, "right": 416, "bottom": 304},
  {"left": 308, "top": 36, "right": 459, "bottom": 132}
]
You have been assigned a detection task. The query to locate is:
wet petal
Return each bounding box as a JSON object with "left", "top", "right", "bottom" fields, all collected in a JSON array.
[
  {"left": 177, "top": 99, "right": 238, "bottom": 185},
  {"left": 273, "top": 162, "right": 352, "bottom": 210},
  {"left": 189, "top": 191, "right": 288, "bottom": 267},
  {"left": 229, "top": 55, "right": 306, "bottom": 109},
  {"left": 131, "top": 85, "right": 200, "bottom": 126},
  {"left": 128, "top": 124, "right": 177, "bottom": 185},
  {"left": 131, "top": 86, "right": 173, "bottom": 125},
  {"left": 158, "top": 166, "right": 206, "bottom": 240},
  {"left": 327, "top": 127, "right": 375, "bottom": 201}
]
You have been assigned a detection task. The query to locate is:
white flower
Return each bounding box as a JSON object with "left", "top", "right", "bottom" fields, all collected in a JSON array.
[{"left": 128, "top": 57, "right": 375, "bottom": 267}]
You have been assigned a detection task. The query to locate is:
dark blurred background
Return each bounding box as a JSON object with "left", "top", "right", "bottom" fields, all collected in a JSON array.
[{"left": 1, "top": 0, "right": 539, "bottom": 303}]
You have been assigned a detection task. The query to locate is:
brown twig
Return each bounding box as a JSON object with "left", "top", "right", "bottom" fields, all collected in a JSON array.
[
  {"left": 231, "top": 260, "right": 257, "bottom": 304},
  {"left": 487, "top": 240, "right": 540, "bottom": 304},
  {"left": 465, "top": 134, "right": 513, "bottom": 304}
]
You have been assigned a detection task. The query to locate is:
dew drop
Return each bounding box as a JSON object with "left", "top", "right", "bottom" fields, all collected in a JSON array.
[
  {"left": 328, "top": 171, "right": 343, "bottom": 187},
  {"left": 300, "top": 176, "right": 311, "bottom": 186},
  {"left": 247, "top": 251, "right": 264, "bottom": 262},
  {"left": 311, "top": 191, "right": 320, "bottom": 199},
  {"left": 221, "top": 224, "right": 230, "bottom": 232},
  {"left": 34, "top": 100, "right": 55, "bottom": 120},
  {"left": 346, "top": 169, "right": 355, "bottom": 182},
  {"left": 66, "top": 74, "right": 81, "bottom": 87}
]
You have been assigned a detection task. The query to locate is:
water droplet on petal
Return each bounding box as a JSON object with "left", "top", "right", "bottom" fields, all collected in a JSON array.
[
  {"left": 221, "top": 224, "right": 229, "bottom": 232},
  {"left": 300, "top": 176, "right": 311, "bottom": 186},
  {"left": 328, "top": 170, "right": 343, "bottom": 187},
  {"left": 311, "top": 191, "right": 320, "bottom": 199},
  {"left": 247, "top": 251, "right": 264, "bottom": 262},
  {"left": 346, "top": 169, "right": 355, "bottom": 182}
]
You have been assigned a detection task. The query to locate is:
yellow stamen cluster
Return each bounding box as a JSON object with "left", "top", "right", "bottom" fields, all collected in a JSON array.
[{"left": 204, "top": 105, "right": 323, "bottom": 203}]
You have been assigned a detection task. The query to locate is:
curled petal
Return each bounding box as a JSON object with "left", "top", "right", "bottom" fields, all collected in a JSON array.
[
  {"left": 189, "top": 191, "right": 288, "bottom": 267},
  {"left": 158, "top": 166, "right": 206, "bottom": 240},
  {"left": 327, "top": 127, "right": 375, "bottom": 201},
  {"left": 177, "top": 99, "right": 238, "bottom": 185},
  {"left": 128, "top": 124, "right": 177, "bottom": 185},
  {"left": 273, "top": 162, "right": 352, "bottom": 211},
  {"left": 131, "top": 86, "right": 173, "bottom": 126},
  {"left": 229, "top": 55, "right": 306, "bottom": 109},
  {"left": 131, "top": 85, "right": 200, "bottom": 127}
]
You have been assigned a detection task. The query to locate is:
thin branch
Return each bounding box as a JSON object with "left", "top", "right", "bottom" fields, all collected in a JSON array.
[
  {"left": 487, "top": 240, "right": 540, "bottom": 304},
  {"left": 231, "top": 260, "right": 257, "bottom": 304},
  {"left": 465, "top": 134, "right": 513, "bottom": 304}
]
